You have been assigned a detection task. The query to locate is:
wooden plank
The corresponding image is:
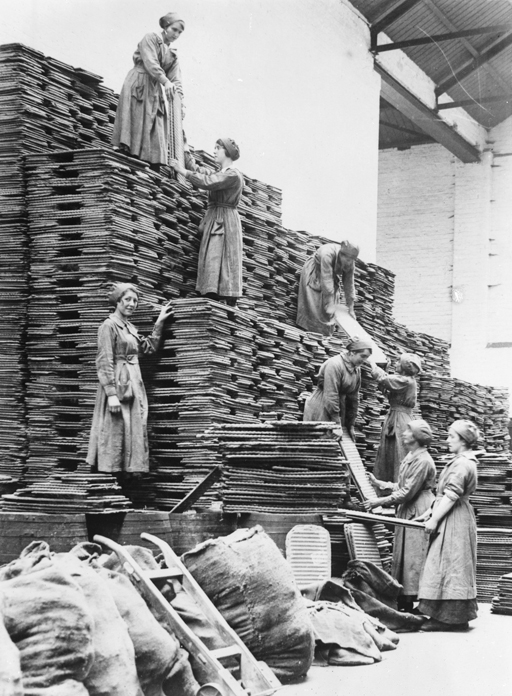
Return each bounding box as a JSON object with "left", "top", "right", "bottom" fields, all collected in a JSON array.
[
  {"left": 344, "top": 509, "right": 425, "bottom": 529},
  {"left": 332, "top": 305, "right": 387, "bottom": 365}
]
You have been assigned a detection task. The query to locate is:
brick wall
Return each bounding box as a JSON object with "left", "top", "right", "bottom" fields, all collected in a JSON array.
[
  {"left": 376, "top": 144, "right": 454, "bottom": 342},
  {"left": 376, "top": 122, "right": 512, "bottom": 398}
]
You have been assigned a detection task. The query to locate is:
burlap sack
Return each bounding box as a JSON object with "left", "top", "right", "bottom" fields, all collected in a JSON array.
[
  {"left": 83, "top": 544, "right": 198, "bottom": 696},
  {"left": 182, "top": 526, "right": 315, "bottom": 683},
  {"left": 0, "top": 595, "right": 23, "bottom": 696},
  {"left": 54, "top": 553, "right": 142, "bottom": 696},
  {"left": 0, "top": 542, "right": 93, "bottom": 696}
]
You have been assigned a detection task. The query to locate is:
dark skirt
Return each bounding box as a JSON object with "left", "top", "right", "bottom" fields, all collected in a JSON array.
[{"left": 418, "top": 598, "right": 478, "bottom": 624}]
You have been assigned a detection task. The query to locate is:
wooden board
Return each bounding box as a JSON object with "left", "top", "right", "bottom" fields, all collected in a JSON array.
[{"left": 333, "top": 305, "right": 387, "bottom": 364}]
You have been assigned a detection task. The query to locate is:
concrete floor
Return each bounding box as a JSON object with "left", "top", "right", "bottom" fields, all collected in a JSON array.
[{"left": 280, "top": 604, "right": 512, "bottom": 696}]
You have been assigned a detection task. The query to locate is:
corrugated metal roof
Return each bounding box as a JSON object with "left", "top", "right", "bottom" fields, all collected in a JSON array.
[{"left": 351, "top": 0, "right": 512, "bottom": 148}]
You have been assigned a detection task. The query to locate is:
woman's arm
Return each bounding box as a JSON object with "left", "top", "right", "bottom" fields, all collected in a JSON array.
[
  {"left": 319, "top": 247, "right": 337, "bottom": 314},
  {"left": 322, "top": 360, "right": 342, "bottom": 425},
  {"left": 96, "top": 321, "right": 121, "bottom": 414},
  {"left": 185, "top": 167, "right": 241, "bottom": 192},
  {"left": 424, "top": 495, "right": 456, "bottom": 534},
  {"left": 139, "top": 303, "right": 173, "bottom": 355},
  {"left": 165, "top": 53, "right": 184, "bottom": 98},
  {"left": 344, "top": 373, "right": 361, "bottom": 440},
  {"left": 341, "top": 262, "right": 356, "bottom": 318},
  {"left": 138, "top": 33, "right": 172, "bottom": 86}
]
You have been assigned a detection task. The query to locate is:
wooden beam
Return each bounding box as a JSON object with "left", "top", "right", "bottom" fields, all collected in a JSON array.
[
  {"left": 375, "top": 25, "right": 512, "bottom": 53},
  {"left": 371, "top": 0, "right": 423, "bottom": 49},
  {"left": 376, "top": 63, "right": 481, "bottom": 163},
  {"left": 437, "top": 32, "right": 512, "bottom": 95},
  {"left": 422, "top": 0, "right": 511, "bottom": 96},
  {"left": 437, "top": 94, "right": 512, "bottom": 110},
  {"left": 380, "top": 118, "right": 430, "bottom": 138}
]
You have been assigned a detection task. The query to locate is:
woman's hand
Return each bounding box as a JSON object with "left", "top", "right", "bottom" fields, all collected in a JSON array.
[
  {"left": 108, "top": 395, "right": 121, "bottom": 414},
  {"left": 423, "top": 517, "right": 438, "bottom": 535},
  {"left": 348, "top": 425, "right": 357, "bottom": 442},
  {"left": 165, "top": 82, "right": 176, "bottom": 99},
  {"left": 363, "top": 499, "right": 381, "bottom": 511},
  {"left": 169, "top": 158, "right": 187, "bottom": 176},
  {"left": 369, "top": 473, "right": 387, "bottom": 491},
  {"left": 156, "top": 301, "right": 173, "bottom": 325},
  {"left": 348, "top": 305, "right": 356, "bottom": 320}
]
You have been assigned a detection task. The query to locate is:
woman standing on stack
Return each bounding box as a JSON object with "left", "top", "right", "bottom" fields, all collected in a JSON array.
[
  {"left": 112, "top": 12, "right": 186, "bottom": 168},
  {"left": 170, "top": 139, "right": 244, "bottom": 305},
  {"left": 303, "top": 337, "right": 372, "bottom": 440},
  {"left": 87, "top": 283, "right": 172, "bottom": 475},
  {"left": 365, "top": 419, "right": 437, "bottom": 612},
  {"left": 371, "top": 353, "right": 422, "bottom": 483},
  {"left": 417, "top": 419, "right": 479, "bottom": 631}
]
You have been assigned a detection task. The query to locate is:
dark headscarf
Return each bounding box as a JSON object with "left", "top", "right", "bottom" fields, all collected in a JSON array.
[
  {"left": 450, "top": 419, "right": 479, "bottom": 447},
  {"left": 108, "top": 283, "right": 139, "bottom": 306},
  {"left": 218, "top": 138, "right": 240, "bottom": 161},
  {"left": 339, "top": 240, "right": 360, "bottom": 261},
  {"left": 159, "top": 13, "right": 185, "bottom": 30},
  {"left": 407, "top": 419, "right": 433, "bottom": 447},
  {"left": 346, "top": 336, "right": 372, "bottom": 353}
]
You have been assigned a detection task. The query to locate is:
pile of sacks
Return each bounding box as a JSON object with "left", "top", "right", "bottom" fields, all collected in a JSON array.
[
  {"left": 0, "top": 525, "right": 423, "bottom": 696},
  {"left": 0, "top": 541, "right": 199, "bottom": 696}
]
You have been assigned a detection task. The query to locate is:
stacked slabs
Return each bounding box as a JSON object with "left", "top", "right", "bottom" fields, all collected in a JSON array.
[
  {"left": 24, "top": 148, "right": 169, "bottom": 483},
  {"left": 210, "top": 421, "right": 350, "bottom": 514},
  {"left": 471, "top": 452, "right": 512, "bottom": 526},
  {"left": 476, "top": 528, "right": 512, "bottom": 602},
  {"left": 148, "top": 298, "right": 261, "bottom": 510},
  {"left": 2, "top": 471, "right": 132, "bottom": 513},
  {"left": 0, "top": 43, "right": 118, "bottom": 483},
  {"left": 491, "top": 572, "right": 512, "bottom": 614}
]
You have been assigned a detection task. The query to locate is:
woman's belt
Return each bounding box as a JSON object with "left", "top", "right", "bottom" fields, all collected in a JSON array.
[
  {"left": 388, "top": 406, "right": 414, "bottom": 413},
  {"left": 207, "top": 202, "right": 238, "bottom": 223},
  {"left": 115, "top": 355, "right": 139, "bottom": 365}
]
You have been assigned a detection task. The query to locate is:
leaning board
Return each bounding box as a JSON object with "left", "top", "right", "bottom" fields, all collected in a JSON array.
[{"left": 333, "top": 305, "right": 387, "bottom": 364}]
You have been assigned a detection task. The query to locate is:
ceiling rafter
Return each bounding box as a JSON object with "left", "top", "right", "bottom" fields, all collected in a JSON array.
[
  {"left": 370, "top": 0, "right": 423, "bottom": 49},
  {"left": 374, "top": 25, "right": 512, "bottom": 53},
  {"left": 436, "top": 31, "right": 512, "bottom": 95},
  {"left": 422, "top": 0, "right": 511, "bottom": 96}
]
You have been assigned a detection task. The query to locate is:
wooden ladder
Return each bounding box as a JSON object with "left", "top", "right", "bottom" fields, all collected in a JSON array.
[{"left": 94, "top": 533, "right": 281, "bottom": 696}]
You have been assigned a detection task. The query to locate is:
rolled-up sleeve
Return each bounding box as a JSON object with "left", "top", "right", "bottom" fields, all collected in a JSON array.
[
  {"left": 139, "top": 322, "right": 164, "bottom": 354},
  {"left": 443, "top": 463, "right": 467, "bottom": 501}
]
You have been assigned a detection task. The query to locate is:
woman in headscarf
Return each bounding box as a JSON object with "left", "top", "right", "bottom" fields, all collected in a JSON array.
[
  {"left": 417, "top": 419, "right": 479, "bottom": 631},
  {"left": 303, "top": 337, "right": 372, "bottom": 440},
  {"left": 112, "top": 12, "right": 185, "bottom": 167},
  {"left": 296, "top": 240, "right": 359, "bottom": 336},
  {"left": 170, "top": 138, "right": 244, "bottom": 305},
  {"left": 371, "top": 353, "right": 422, "bottom": 483},
  {"left": 365, "top": 419, "right": 437, "bottom": 612},
  {"left": 87, "top": 283, "right": 172, "bottom": 475}
]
